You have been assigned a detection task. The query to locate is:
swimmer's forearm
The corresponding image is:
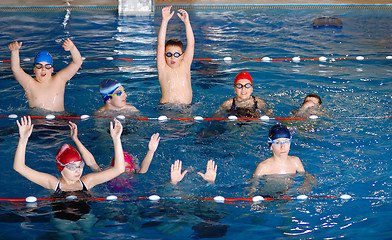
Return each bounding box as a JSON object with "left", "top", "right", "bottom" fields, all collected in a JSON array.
[
  {"left": 138, "top": 149, "right": 155, "bottom": 174},
  {"left": 184, "top": 22, "right": 195, "bottom": 46},
  {"left": 72, "top": 137, "right": 100, "bottom": 171},
  {"left": 112, "top": 139, "right": 125, "bottom": 173},
  {"left": 157, "top": 21, "right": 168, "bottom": 46},
  {"left": 69, "top": 45, "right": 83, "bottom": 66},
  {"left": 14, "top": 138, "right": 28, "bottom": 173},
  {"left": 10, "top": 50, "right": 21, "bottom": 70}
]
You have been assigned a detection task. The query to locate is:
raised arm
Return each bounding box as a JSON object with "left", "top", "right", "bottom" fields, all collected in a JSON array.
[
  {"left": 157, "top": 6, "right": 174, "bottom": 71},
  {"left": 197, "top": 160, "right": 217, "bottom": 184},
  {"left": 69, "top": 121, "right": 101, "bottom": 171},
  {"left": 14, "top": 116, "right": 58, "bottom": 190},
  {"left": 138, "top": 133, "right": 160, "bottom": 174},
  {"left": 171, "top": 160, "right": 188, "bottom": 185},
  {"left": 55, "top": 38, "right": 83, "bottom": 83},
  {"left": 8, "top": 41, "right": 34, "bottom": 89},
  {"left": 82, "top": 118, "right": 125, "bottom": 189},
  {"left": 177, "top": 9, "right": 195, "bottom": 66}
]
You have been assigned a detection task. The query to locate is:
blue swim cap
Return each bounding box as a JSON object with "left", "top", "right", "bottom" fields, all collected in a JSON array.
[
  {"left": 34, "top": 51, "right": 53, "bottom": 65},
  {"left": 100, "top": 79, "right": 121, "bottom": 102},
  {"left": 268, "top": 123, "right": 291, "bottom": 145}
]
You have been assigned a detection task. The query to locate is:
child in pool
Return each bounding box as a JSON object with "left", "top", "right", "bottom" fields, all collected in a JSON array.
[
  {"left": 14, "top": 116, "right": 125, "bottom": 194},
  {"left": 253, "top": 124, "right": 305, "bottom": 177},
  {"left": 157, "top": 5, "right": 195, "bottom": 106},
  {"left": 95, "top": 79, "right": 138, "bottom": 114},
  {"left": 8, "top": 38, "right": 83, "bottom": 112},
  {"left": 253, "top": 123, "right": 305, "bottom": 177},
  {"left": 218, "top": 71, "right": 271, "bottom": 118},
  {"left": 292, "top": 94, "right": 322, "bottom": 116},
  {"left": 69, "top": 121, "right": 160, "bottom": 174},
  {"left": 170, "top": 159, "right": 217, "bottom": 185}
]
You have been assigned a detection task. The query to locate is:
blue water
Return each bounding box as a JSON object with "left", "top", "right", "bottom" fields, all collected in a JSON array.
[{"left": 0, "top": 7, "right": 392, "bottom": 239}]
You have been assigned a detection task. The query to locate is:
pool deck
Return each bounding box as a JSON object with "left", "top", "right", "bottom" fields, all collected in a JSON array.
[{"left": 1, "top": 0, "right": 392, "bottom": 8}]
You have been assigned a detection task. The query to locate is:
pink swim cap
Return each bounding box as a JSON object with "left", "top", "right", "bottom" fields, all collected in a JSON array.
[
  {"left": 56, "top": 144, "right": 82, "bottom": 172},
  {"left": 111, "top": 152, "right": 135, "bottom": 172},
  {"left": 234, "top": 71, "right": 253, "bottom": 85}
]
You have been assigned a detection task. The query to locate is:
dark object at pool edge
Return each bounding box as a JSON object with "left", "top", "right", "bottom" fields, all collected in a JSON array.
[{"left": 313, "top": 17, "right": 343, "bottom": 28}]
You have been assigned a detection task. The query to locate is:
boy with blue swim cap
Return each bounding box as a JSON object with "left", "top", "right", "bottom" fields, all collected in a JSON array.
[
  {"left": 8, "top": 38, "right": 83, "bottom": 112},
  {"left": 253, "top": 123, "right": 305, "bottom": 177},
  {"left": 94, "top": 79, "right": 138, "bottom": 114},
  {"left": 34, "top": 51, "right": 53, "bottom": 65}
]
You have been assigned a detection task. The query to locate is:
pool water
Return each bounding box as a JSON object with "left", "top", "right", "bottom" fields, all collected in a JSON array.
[{"left": 0, "top": 7, "right": 391, "bottom": 239}]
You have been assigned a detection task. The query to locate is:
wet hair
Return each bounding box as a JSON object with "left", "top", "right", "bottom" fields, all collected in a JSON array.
[
  {"left": 165, "top": 39, "right": 184, "bottom": 52},
  {"left": 303, "top": 94, "right": 322, "bottom": 105},
  {"left": 268, "top": 123, "right": 291, "bottom": 146}
]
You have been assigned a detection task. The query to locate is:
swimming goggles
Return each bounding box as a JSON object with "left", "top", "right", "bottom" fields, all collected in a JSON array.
[
  {"left": 268, "top": 138, "right": 292, "bottom": 145},
  {"left": 107, "top": 90, "right": 125, "bottom": 97},
  {"left": 165, "top": 52, "right": 182, "bottom": 58},
  {"left": 57, "top": 161, "right": 85, "bottom": 171},
  {"left": 34, "top": 63, "right": 53, "bottom": 69},
  {"left": 235, "top": 83, "right": 253, "bottom": 89}
]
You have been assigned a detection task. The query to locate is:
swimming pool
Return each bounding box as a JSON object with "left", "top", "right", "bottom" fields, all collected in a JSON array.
[{"left": 0, "top": 7, "right": 391, "bottom": 239}]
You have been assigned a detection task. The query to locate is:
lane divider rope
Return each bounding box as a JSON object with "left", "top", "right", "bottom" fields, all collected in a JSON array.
[
  {"left": 2, "top": 55, "right": 392, "bottom": 63},
  {"left": 1, "top": 194, "right": 386, "bottom": 206},
  {"left": 1, "top": 114, "right": 391, "bottom": 122}
]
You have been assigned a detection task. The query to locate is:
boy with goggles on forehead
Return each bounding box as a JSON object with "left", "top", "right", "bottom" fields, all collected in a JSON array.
[
  {"left": 218, "top": 71, "right": 271, "bottom": 118},
  {"left": 95, "top": 79, "right": 138, "bottom": 114},
  {"left": 253, "top": 123, "right": 305, "bottom": 177},
  {"left": 157, "top": 5, "right": 195, "bottom": 106},
  {"left": 13, "top": 116, "right": 125, "bottom": 195},
  {"left": 8, "top": 38, "right": 82, "bottom": 112}
]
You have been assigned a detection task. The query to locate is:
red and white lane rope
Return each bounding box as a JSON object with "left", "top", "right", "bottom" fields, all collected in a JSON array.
[
  {"left": 0, "top": 193, "right": 385, "bottom": 206},
  {"left": 1, "top": 55, "right": 392, "bottom": 63},
  {"left": 1, "top": 114, "right": 391, "bottom": 122},
  {"left": 0, "top": 114, "right": 319, "bottom": 122}
]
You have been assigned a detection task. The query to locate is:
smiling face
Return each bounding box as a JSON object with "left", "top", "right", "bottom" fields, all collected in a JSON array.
[
  {"left": 33, "top": 61, "right": 54, "bottom": 81},
  {"left": 165, "top": 45, "right": 184, "bottom": 68},
  {"left": 234, "top": 79, "right": 253, "bottom": 100},
  {"left": 107, "top": 86, "right": 127, "bottom": 109},
  {"left": 270, "top": 137, "right": 291, "bottom": 157}
]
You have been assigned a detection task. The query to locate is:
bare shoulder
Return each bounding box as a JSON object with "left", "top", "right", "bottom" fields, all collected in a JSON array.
[
  {"left": 254, "top": 96, "right": 266, "bottom": 108},
  {"left": 253, "top": 157, "right": 272, "bottom": 177},
  {"left": 94, "top": 106, "right": 106, "bottom": 115},
  {"left": 289, "top": 156, "right": 305, "bottom": 172},
  {"left": 125, "top": 104, "right": 138, "bottom": 111},
  {"left": 220, "top": 97, "right": 234, "bottom": 109},
  {"left": 289, "top": 156, "right": 302, "bottom": 163}
]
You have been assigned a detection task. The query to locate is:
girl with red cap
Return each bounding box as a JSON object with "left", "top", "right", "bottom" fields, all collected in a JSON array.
[
  {"left": 13, "top": 116, "right": 125, "bottom": 194},
  {"left": 218, "top": 71, "right": 271, "bottom": 118}
]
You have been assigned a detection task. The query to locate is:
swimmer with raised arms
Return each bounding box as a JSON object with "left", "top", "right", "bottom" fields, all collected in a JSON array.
[
  {"left": 14, "top": 116, "right": 125, "bottom": 193},
  {"left": 157, "top": 5, "right": 195, "bottom": 106},
  {"left": 8, "top": 38, "right": 83, "bottom": 112}
]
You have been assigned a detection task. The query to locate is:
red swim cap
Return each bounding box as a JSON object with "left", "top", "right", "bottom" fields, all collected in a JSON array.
[
  {"left": 56, "top": 144, "right": 82, "bottom": 172},
  {"left": 234, "top": 71, "right": 253, "bottom": 85}
]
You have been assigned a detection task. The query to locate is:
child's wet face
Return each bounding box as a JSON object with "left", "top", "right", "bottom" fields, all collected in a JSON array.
[
  {"left": 61, "top": 163, "right": 84, "bottom": 181},
  {"left": 34, "top": 61, "right": 53, "bottom": 80},
  {"left": 234, "top": 79, "right": 253, "bottom": 100},
  {"left": 270, "top": 138, "right": 291, "bottom": 156},
  {"left": 304, "top": 97, "right": 320, "bottom": 106},
  {"left": 108, "top": 86, "right": 127, "bottom": 109},
  {"left": 165, "top": 45, "right": 183, "bottom": 68}
]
